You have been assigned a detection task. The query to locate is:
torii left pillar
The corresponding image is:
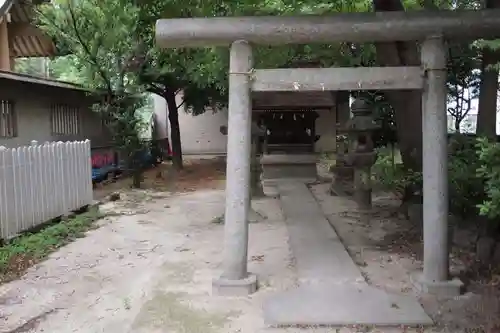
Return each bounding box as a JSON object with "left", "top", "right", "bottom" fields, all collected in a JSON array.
[{"left": 213, "top": 40, "right": 258, "bottom": 296}]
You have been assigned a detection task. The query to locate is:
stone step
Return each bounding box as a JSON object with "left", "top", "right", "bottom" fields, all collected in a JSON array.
[
  {"left": 264, "top": 284, "right": 433, "bottom": 327},
  {"left": 260, "top": 153, "right": 318, "bottom": 165},
  {"left": 260, "top": 154, "right": 318, "bottom": 182}
]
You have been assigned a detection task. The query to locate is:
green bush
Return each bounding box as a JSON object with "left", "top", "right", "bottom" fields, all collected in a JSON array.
[
  {"left": 372, "top": 135, "right": 488, "bottom": 219},
  {"left": 371, "top": 147, "right": 421, "bottom": 197},
  {"left": 448, "top": 135, "right": 486, "bottom": 218},
  {"left": 476, "top": 137, "right": 500, "bottom": 221}
]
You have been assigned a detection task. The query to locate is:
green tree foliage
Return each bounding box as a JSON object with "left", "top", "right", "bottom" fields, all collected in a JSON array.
[
  {"left": 36, "top": 0, "right": 149, "bottom": 187},
  {"left": 15, "top": 55, "right": 83, "bottom": 82},
  {"left": 131, "top": 0, "right": 229, "bottom": 170},
  {"left": 476, "top": 137, "right": 500, "bottom": 220},
  {"left": 477, "top": 39, "right": 500, "bottom": 71},
  {"left": 446, "top": 42, "right": 481, "bottom": 132},
  {"left": 447, "top": 135, "right": 486, "bottom": 218},
  {"left": 14, "top": 57, "right": 48, "bottom": 77}
]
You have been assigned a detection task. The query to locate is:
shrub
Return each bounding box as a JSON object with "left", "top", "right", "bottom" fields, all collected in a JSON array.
[
  {"left": 371, "top": 147, "right": 421, "bottom": 198},
  {"left": 448, "top": 134, "right": 486, "bottom": 218},
  {"left": 372, "top": 135, "right": 487, "bottom": 219},
  {"left": 476, "top": 137, "right": 500, "bottom": 221}
]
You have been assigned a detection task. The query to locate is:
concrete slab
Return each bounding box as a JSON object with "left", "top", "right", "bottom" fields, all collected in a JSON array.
[
  {"left": 264, "top": 284, "right": 433, "bottom": 327},
  {"left": 248, "top": 207, "right": 267, "bottom": 223},
  {"left": 262, "top": 167, "right": 318, "bottom": 182},
  {"left": 263, "top": 181, "right": 433, "bottom": 327},
  {"left": 276, "top": 181, "right": 363, "bottom": 284}
]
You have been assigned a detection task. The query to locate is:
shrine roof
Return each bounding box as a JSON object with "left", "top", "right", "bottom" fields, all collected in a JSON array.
[{"left": 252, "top": 91, "right": 335, "bottom": 110}]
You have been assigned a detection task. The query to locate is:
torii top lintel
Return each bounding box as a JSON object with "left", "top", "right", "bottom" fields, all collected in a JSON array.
[{"left": 156, "top": 10, "right": 500, "bottom": 49}]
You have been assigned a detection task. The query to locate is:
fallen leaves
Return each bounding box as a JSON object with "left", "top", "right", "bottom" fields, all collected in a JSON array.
[{"left": 250, "top": 255, "right": 265, "bottom": 262}]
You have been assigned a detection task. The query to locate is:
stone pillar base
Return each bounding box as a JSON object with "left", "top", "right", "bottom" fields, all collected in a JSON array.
[
  {"left": 212, "top": 273, "right": 258, "bottom": 296},
  {"left": 212, "top": 206, "right": 267, "bottom": 225},
  {"left": 411, "top": 273, "right": 464, "bottom": 298}
]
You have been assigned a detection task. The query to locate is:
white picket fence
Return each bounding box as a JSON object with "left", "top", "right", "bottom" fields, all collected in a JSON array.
[{"left": 0, "top": 140, "right": 93, "bottom": 240}]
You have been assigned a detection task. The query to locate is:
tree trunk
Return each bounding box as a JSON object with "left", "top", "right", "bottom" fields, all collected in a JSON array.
[
  {"left": 476, "top": 48, "right": 499, "bottom": 139},
  {"left": 132, "top": 168, "right": 142, "bottom": 188},
  {"left": 372, "top": 0, "right": 423, "bottom": 194},
  {"left": 129, "top": 152, "right": 143, "bottom": 189},
  {"left": 455, "top": 117, "right": 461, "bottom": 133},
  {"left": 476, "top": 0, "right": 500, "bottom": 139},
  {"left": 164, "top": 88, "right": 183, "bottom": 170}
]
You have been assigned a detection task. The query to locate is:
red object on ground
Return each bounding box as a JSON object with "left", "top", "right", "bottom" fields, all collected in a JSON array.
[{"left": 164, "top": 139, "right": 173, "bottom": 157}]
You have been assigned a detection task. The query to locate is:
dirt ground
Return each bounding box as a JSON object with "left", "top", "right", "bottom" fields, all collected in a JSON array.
[
  {"left": 93, "top": 156, "right": 226, "bottom": 200},
  {"left": 1, "top": 158, "right": 500, "bottom": 333},
  {"left": 311, "top": 183, "right": 500, "bottom": 333}
]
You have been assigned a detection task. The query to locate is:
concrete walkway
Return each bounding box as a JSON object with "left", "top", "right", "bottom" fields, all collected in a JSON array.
[{"left": 263, "top": 182, "right": 433, "bottom": 327}]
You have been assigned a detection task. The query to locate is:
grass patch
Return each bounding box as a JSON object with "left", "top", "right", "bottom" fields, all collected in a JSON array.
[{"left": 0, "top": 207, "right": 103, "bottom": 283}]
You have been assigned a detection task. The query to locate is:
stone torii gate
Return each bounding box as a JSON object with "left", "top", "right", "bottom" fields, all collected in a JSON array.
[{"left": 156, "top": 10, "right": 500, "bottom": 297}]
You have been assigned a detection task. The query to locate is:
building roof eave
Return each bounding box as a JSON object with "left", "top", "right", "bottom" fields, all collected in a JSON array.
[
  {"left": 7, "top": 0, "right": 58, "bottom": 58},
  {"left": 0, "top": 0, "right": 15, "bottom": 18},
  {"left": 0, "top": 69, "right": 90, "bottom": 91}
]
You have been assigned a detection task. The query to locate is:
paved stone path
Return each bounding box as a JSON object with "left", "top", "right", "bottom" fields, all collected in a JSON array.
[{"left": 263, "top": 181, "right": 433, "bottom": 327}]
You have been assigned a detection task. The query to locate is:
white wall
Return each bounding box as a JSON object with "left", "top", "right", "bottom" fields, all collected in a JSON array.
[
  {"left": 151, "top": 93, "right": 169, "bottom": 140},
  {"left": 152, "top": 91, "right": 229, "bottom": 155},
  {"left": 178, "top": 108, "right": 228, "bottom": 155}
]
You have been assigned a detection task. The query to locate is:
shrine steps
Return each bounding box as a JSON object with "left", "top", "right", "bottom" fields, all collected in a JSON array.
[{"left": 260, "top": 153, "right": 318, "bottom": 186}]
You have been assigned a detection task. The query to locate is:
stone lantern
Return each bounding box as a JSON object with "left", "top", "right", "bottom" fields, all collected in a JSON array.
[
  {"left": 330, "top": 130, "right": 354, "bottom": 185},
  {"left": 329, "top": 93, "right": 354, "bottom": 193},
  {"left": 345, "top": 97, "right": 379, "bottom": 210}
]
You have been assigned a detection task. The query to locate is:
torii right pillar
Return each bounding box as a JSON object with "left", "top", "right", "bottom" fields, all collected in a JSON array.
[{"left": 415, "top": 36, "right": 463, "bottom": 297}]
